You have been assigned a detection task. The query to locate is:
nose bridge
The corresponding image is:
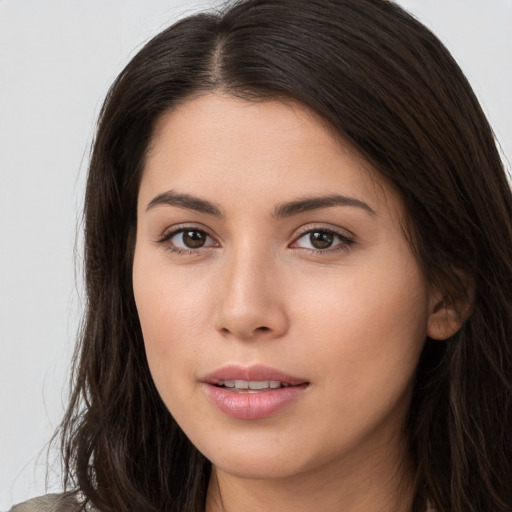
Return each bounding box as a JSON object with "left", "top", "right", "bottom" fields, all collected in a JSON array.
[{"left": 215, "top": 240, "right": 287, "bottom": 340}]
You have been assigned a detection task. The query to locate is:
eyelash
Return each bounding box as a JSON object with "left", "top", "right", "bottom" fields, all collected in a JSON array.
[
  {"left": 291, "top": 226, "right": 356, "bottom": 255},
  {"left": 156, "top": 225, "right": 218, "bottom": 256},
  {"left": 156, "top": 225, "right": 356, "bottom": 256}
]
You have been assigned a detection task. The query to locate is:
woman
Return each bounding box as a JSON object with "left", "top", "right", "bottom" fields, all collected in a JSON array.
[{"left": 11, "top": 0, "right": 512, "bottom": 511}]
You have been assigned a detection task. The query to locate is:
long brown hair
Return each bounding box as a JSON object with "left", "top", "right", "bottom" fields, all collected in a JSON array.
[{"left": 58, "top": 1, "right": 512, "bottom": 510}]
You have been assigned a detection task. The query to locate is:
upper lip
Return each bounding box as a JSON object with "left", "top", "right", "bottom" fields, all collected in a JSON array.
[{"left": 201, "top": 364, "right": 308, "bottom": 386}]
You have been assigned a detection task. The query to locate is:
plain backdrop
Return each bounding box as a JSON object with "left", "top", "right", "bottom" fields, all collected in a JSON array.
[{"left": 1, "top": 1, "right": 510, "bottom": 509}]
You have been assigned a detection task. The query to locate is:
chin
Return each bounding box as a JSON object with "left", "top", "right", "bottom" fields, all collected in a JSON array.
[
  {"left": 212, "top": 454, "right": 307, "bottom": 481},
  {"left": 196, "top": 433, "right": 333, "bottom": 482}
]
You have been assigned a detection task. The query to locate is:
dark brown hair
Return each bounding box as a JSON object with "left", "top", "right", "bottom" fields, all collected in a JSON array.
[{"left": 58, "top": 1, "right": 512, "bottom": 511}]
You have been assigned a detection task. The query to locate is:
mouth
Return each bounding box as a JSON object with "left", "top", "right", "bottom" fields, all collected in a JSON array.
[
  {"left": 201, "top": 364, "right": 309, "bottom": 419},
  {"left": 202, "top": 363, "right": 309, "bottom": 389},
  {"left": 214, "top": 379, "right": 296, "bottom": 393}
]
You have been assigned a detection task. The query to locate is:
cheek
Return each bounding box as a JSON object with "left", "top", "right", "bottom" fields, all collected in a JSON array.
[
  {"left": 292, "top": 257, "right": 430, "bottom": 391},
  {"left": 132, "top": 252, "right": 212, "bottom": 396},
  {"left": 134, "top": 246, "right": 212, "bottom": 335},
  {"left": 286, "top": 271, "right": 428, "bottom": 454}
]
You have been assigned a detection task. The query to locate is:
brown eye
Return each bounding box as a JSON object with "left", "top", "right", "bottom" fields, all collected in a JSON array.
[
  {"left": 292, "top": 228, "right": 355, "bottom": 252},
  {"left": 161, "top": 228, "right": 217, "bottom": 251},
  {"left": 309, "top": 231, "right": 334, "bottom": 249},
  {"left": 182, "top": 230, "right": 207, "bottom": 248}
]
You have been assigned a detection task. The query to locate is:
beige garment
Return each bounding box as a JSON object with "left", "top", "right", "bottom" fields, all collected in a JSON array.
[
  {"left": 10, "top": 493, "right": 438, "bottom": 511},
  {"left": 9, "top": 493, "right": 81, "bottom": 512}
]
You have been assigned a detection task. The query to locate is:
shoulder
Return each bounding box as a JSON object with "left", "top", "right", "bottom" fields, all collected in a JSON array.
[{"left": 9, "top": 493, "right": 83, "bottom": 512}]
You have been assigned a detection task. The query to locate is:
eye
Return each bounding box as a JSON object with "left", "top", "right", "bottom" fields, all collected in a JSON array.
[
  {"left": 158, "top": 227, "right": 218, "bottom": 252},
  {"left": 291, "top": 228, "right": 354, "bottom": 252}
]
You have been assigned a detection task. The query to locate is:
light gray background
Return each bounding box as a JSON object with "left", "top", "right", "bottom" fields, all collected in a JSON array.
[{"left": 1, "top": 1, "right": 510, "bottom": 509}]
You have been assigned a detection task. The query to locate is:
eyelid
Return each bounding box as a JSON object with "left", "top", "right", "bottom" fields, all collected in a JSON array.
[
  {"left": 156, "top": 223, "right": 220, "bottom": 252},
  {"left": 157, "top": 222, "right": 215, "bottom": 241},
  {"left": 294, "top": 222, "right": 355, "bottom": 238},
  {"left": 289, "top": 224, "right": 356, "bottom": 251},
  {"left": 292, "top": 223, "right": 356, "bottom": 242}
]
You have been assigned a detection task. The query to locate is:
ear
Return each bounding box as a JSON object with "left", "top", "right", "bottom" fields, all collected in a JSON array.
[{"left": 426, "top": 275, "right": 473, "bottom": 341}]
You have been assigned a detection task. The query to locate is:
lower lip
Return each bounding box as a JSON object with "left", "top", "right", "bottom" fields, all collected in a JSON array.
[{"left": 203, "top": 384, "right": 308, "bottom": 420}]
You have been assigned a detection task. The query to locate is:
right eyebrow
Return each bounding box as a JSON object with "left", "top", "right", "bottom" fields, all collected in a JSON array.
[
  {"left": 146, "top": 190, "right": 223, "bottom": 217},
  {"left": 273, "top": 194, "right": 376, "bottom": 218}
]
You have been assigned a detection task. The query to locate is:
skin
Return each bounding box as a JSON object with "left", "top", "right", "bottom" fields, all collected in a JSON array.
[{"left": 133, "top": 93, "right": 459, "bottom": 512}]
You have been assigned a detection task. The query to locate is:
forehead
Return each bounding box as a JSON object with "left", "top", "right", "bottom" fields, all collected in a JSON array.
[
  {"left": 141, "top": 93, "right": 402, "bottom": 220},
  {"left": 148, "top": 93, "right": 363, "bottom": 168}
]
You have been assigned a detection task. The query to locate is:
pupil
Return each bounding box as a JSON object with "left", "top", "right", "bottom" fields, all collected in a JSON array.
[
  {"left": 310, "top": 231, "right": 333, "bottom": 249},
  {"left": 183, "top": 230, "right": 206, "bottom": 248}
]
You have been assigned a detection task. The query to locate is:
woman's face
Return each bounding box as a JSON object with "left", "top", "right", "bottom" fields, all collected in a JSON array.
[{"left": 133, "top": 93, "right": 438, "bottom": 481}]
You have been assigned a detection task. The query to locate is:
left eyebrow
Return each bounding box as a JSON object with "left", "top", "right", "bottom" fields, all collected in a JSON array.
[
  {"left": 146, "top": 190, "right": 223, "bottom": 216},
  {"left": 273, "top": 194, "right": 376, "bottom": 218}
]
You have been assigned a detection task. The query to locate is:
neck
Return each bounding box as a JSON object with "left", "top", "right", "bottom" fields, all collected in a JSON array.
[{"left": 205, "top": 432, "right": 414, "bottom": 512}]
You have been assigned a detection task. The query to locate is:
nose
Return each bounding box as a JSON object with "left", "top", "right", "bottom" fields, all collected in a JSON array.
[{"left": 214, "top": 248, "right": 289, "bottom": 341}]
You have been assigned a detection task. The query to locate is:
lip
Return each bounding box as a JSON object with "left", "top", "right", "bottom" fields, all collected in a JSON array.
[
  {"left": 202, "top": 364, "right": 308, "bottom": 386},
  {"left": 201, "top": 364, "right": 309, "bottom": 420}
]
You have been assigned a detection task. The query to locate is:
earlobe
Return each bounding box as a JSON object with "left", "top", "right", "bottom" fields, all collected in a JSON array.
[
  {"left": 427, "top": 298, "right": 463, "bottom": 340},
  {"left": 426, "top": 279, "right": 473, "bottom": 340}
]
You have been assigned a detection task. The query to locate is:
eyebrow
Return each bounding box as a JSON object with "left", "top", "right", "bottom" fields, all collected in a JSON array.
[
  {"left": 146, "top": 191, "right": 223, "bottom": 216},
  {"left": 146, "top": 190, "right": 375, "bottom": 218},
  {"left": 273, "top": 194, "right": 376, "bottom": 217}
]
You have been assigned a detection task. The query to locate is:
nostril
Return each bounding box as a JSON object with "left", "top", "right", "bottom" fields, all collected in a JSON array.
[{"left": 218, "top": 324, "right": 272, "bottom": 340}]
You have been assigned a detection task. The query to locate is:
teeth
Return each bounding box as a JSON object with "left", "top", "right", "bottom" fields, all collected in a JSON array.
[
  {"left": 249, "top": 381, "right": 271, "bottom": 390},
  {"left": 217, "top": 380, "right": 288, "bottom": 390}
]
